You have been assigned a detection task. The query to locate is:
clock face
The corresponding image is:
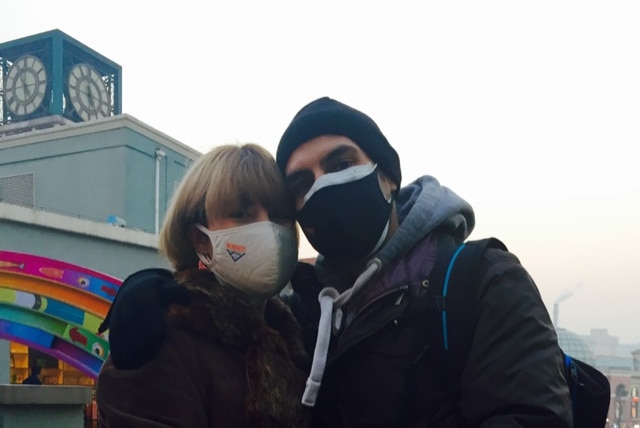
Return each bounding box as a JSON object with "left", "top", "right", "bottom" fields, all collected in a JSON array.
[
  {"left": 4, "top": 55, "right": 48, "bottom": 116},
  {"left": 67, "top": 63, "right": 110, "bottom": 121}
]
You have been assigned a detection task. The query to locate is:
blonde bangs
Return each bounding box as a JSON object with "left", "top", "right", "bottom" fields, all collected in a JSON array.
[{"left": 204, "top": 145, "right": 293, "bottom": 220}]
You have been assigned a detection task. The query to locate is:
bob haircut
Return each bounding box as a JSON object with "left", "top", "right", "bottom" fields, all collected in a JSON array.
[{"left": 159, "top": 143, "right": 296, "bottom": 271}]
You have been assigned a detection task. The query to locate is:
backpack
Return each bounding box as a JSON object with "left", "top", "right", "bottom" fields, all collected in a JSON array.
[{"left": 417, "top": 237, "right": 611, "bottom": 428}]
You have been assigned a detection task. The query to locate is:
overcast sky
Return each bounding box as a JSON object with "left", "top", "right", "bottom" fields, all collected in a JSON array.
[{"left": 3, "top": 1, "right": 640, "bottom": 344}]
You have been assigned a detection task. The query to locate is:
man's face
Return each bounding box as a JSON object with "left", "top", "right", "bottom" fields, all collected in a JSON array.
[
  {"left": 284, "top": 135, "right": 373, "bottom": 211},
  {"left": 284, "top": 135, "right": 398, "bottom": 250}
]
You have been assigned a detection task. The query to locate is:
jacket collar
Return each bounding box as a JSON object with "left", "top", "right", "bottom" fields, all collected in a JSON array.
[
  {"left": 168, "top": 269, "right": 311, "bottom": 426},
  {"left": 169, "top": 269, "right": 309, "bottom": 369}
]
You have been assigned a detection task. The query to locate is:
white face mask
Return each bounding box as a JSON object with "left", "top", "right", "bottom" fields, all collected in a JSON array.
[{"left": 195, "top": 222, "right": 298, "bottom": 299}]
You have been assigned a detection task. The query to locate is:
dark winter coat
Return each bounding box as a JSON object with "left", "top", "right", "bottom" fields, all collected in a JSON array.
[
  {"left": 96, "top": 269, "right": 311, "bottom": 428},
  {"left": 292, "top": 233, "right": 572, "bottom": 428}
]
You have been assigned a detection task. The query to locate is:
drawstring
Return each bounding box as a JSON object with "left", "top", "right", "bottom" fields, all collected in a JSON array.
[
  {"left": 301, "top": 259, "right": 382, "bottom": 407},
  {"left": 334, "top": 259, "right": 381, "bottom": 307},
  {"left": 301, "top": 287, "right": 338, "bottom": 406}
]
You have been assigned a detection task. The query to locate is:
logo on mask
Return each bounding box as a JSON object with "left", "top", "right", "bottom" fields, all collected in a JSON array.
[
  {"left": 195, "top": 222, "right": 299, "bottom": 299},
  {"left": 225, "top": 242, "right": 246, "bottom": 262}
]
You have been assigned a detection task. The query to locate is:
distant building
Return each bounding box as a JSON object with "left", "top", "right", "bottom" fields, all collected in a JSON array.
[
  {"left": 588, "top": 328, "right": 622, "bottom": 357},
  {"left": 556, "top": 328, "right": 596, "bottom": 366},
  {"left": 559, "top": 328, "right": 640, "bottom": 427}
]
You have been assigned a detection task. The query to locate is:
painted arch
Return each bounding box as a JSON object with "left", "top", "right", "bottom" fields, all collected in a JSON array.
[{"left": 0, "top": 251, "right": 121, "bottom": 378}]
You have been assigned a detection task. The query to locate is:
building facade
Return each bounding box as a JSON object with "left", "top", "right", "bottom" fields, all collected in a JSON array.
[{"left": 0, "top": 29, "right": 201, "bottom": 390}]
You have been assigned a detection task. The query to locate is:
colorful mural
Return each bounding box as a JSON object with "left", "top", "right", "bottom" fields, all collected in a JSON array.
[{"left": 0, "top": 251, "right": 120, "bottom": 378}]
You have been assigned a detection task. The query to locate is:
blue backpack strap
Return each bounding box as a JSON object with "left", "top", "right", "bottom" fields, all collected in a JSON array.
[
  {"left": 441, "top": 243, "right": 466, "bottom": 350},
  {"left": 562, "top": 351, "right": 611, "bottom": 428},
  {"left": 420, "top": 235, "right": 610, "bottom": 428},
  {"left": 418, "top": 237, "right": 508, "bottom": 383},
  {"left": 563, "top": 352, "right": 577, "bottom": 412}
]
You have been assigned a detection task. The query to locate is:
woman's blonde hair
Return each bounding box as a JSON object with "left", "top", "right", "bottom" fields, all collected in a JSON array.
[{"left": 159, "top": 143, "right": 295, "bottom": 271}]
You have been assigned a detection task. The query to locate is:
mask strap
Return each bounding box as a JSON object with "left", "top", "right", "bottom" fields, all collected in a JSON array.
[
  {"left": 194, "top": 225, "right": 213, "bottom": 266},
  {"left": 302, "top": 163, "right": 376, "bottom": 206}
]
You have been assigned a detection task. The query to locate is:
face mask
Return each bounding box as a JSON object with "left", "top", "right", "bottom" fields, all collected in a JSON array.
[
  {"left": 195, "top": 222, "right": 298, "bottom": 299},
  {"left": 297, "top": 164, "right": 392, "bottom": 262}
]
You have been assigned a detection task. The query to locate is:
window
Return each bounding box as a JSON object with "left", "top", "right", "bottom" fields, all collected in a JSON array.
[{"left": 0, "top": 173, "right": 34, "bottom": 207}]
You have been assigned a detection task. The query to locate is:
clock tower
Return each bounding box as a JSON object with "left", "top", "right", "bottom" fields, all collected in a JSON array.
[{"left": 0, "top": 29, "right": 122, "bottom": 128}]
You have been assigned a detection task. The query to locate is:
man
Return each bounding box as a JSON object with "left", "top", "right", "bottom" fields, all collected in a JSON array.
[
  {"left": 103, "top": 97, "right": 572, "bottom": 427},
  {"left": 22, "top": 364, "right": 42, "bottom": 385},
  {"left": 274, "top": 97, "right": 572, "bottom": 427}
]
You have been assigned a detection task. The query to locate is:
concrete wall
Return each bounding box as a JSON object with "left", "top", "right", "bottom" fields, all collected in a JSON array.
[
  {"left": 0, "top": 341, "right": 8, "bottom": 384},
  {"left": 0, "top": 385, "right": 91, "bottom": 428},
  {"left": 0, "top": 203, "right": 170, "bottom": 280}
]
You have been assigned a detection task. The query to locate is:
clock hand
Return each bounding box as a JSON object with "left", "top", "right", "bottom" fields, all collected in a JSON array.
[
  {"left": 87, "top": 83, "right": 95, "bottom": 108},
  {"left": 20, "top": 73, "right": 32, "bottom": 99}
]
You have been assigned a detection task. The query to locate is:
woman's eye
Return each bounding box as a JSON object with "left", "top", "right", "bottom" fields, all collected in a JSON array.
[{"left": 229, "top": 210, "right": 248, "bottom": 219}]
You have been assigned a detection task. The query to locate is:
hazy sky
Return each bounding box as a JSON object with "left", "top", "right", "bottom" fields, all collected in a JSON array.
[{"left": 3, "top": 1, "right": 640, "bottom": 344}]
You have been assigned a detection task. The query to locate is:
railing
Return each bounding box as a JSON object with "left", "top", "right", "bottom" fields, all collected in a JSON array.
[{"left": 83, "top": 400, "right": 99, "bottom": 428}]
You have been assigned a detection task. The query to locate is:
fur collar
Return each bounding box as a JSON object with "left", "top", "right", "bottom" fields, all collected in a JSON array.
[{"left": 168, "top": 269, "right": 310, "bottom": 427}]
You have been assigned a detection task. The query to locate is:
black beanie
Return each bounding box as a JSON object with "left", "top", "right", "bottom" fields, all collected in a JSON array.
[{"left": 277, "top": 97, "right": 402, "bottom": 188}]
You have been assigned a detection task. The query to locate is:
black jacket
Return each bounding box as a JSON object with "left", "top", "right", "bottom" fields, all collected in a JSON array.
[{"left": 290, "top": 235, "right": 572, "bottom": 428}]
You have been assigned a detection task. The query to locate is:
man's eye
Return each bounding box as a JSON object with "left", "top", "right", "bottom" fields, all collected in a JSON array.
[
  {"left": 329, "top": 159, "right": 355, "bottom": 173},
  {"left": 288, "top": 179, "right": 312, "bottom": 201}
]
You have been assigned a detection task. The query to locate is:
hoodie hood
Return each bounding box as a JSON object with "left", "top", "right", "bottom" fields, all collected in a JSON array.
[{"left": 314, "top": 175, "right": 475, "bottom": 288}]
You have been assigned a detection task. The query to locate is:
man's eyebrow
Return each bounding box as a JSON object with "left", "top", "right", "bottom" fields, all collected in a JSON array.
[{"left": 319, "top": 145, "right": 359, "bottom": 170}]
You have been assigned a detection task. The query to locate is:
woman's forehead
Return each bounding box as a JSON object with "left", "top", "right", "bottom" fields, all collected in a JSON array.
[{"left": 208, "top": 184, "right": 288, "bottom": 213}]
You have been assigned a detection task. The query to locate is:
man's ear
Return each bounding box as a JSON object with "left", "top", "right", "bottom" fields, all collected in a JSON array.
[
  {"left": 188, "top": 224, "right": 211, "bottom": 255},
  {"left": 377, "top": 172, "right": 397, "bottom": 200}
]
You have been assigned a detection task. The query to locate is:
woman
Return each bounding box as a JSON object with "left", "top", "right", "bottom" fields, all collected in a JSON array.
[{"left": 96, "top": 143, "right": 311, "bottom": 427}]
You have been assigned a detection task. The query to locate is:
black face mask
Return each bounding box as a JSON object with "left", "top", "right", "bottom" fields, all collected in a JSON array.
[{"left": 297, "top": 165, "right": 392, "bottom": 262}]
